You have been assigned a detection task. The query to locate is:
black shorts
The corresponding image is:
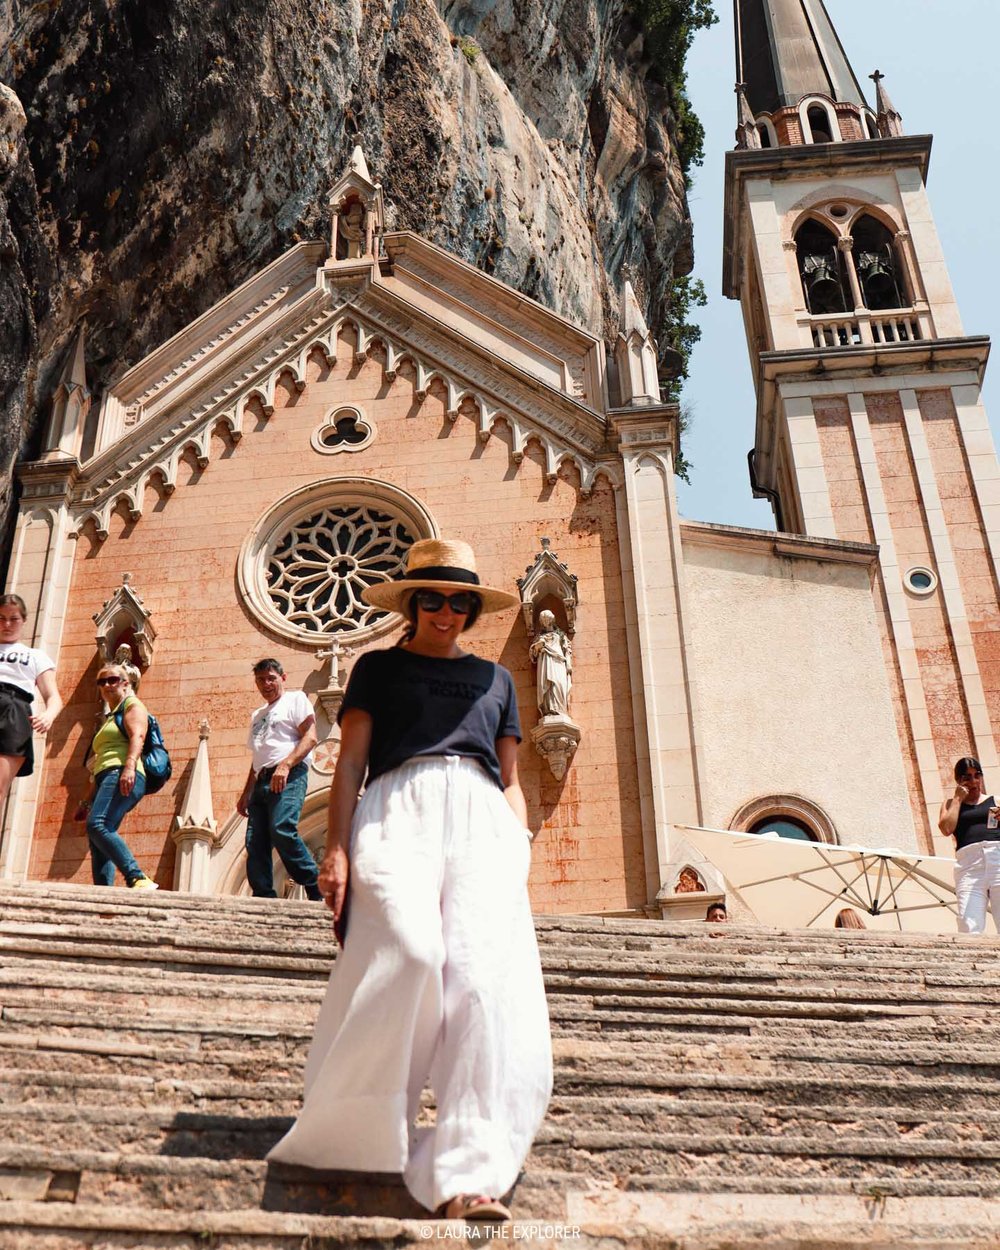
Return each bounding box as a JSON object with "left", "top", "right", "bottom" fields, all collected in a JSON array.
[{"left": 0, "top": 686, "right": 35, "bottom": 777}]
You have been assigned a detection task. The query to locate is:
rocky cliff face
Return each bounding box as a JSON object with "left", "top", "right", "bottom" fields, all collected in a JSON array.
[{"left": 0, "top": 0, "right": 693, "bottom": 526}]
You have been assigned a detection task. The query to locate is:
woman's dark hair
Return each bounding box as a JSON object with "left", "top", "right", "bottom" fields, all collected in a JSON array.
[
  {"left": 396, "top": 591, "right": 483, "bottom": 645},
  {"left": 0, "top": 594, "right": 27, "bottom": 619},
  {"left": 954, "top": 756, "right": 983, "bottom": 781}
]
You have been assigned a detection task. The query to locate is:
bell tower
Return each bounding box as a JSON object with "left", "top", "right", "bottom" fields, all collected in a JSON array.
[{"left": 723, "top": 0, "right": 1000, "bottom": 849}]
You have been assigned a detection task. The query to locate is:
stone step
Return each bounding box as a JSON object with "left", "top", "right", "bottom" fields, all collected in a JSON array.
[
  {"left": 7, "top": 1026, "right": 1000, "bottom": 1096},
  {"left": 4, "top": 1138, "right": 1000, "bottom": 1224},
  {"left": 6, "top": 1063, "right": 1000, "bottom": 1119},
  {"left": 3, "top": 1094, "right": 1000, "bottom": 1163},
  {"left": 5, "top": 1198, "right": 1000, "bottom": 1250},
  {"left": 9, "top": 955, "right": 1000, "bottom": 1015}
]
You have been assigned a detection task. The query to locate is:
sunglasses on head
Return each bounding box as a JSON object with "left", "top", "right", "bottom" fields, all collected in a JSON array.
[
  {"left": 96, "top": 676, "right": 123, "bottom": 687},
  {"left": 414, "top": 590, "right": 479, "bottom": 615}
]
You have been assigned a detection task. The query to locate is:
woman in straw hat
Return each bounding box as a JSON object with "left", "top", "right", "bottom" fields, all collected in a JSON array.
[{"left": 268, "top": 539, "right": 552, "bottom": 1222}]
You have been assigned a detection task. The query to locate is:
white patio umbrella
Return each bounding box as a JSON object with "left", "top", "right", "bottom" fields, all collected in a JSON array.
[{"left": 676, "top": 824, "right": 959, "bottom": 933}]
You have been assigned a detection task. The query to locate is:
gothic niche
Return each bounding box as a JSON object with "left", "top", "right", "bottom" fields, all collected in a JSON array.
[
  {"left": 327, "top": 146, "right": 385, "bottom": 263},
  {"left": 853, "top": 214, "right": 905, "bottom": 310},
  {"left": 93, "top": 572, "right": 156, "bottom": 678},
  {"left": 796, "top": 220, "right": 849, "bottom": 315},
  {"left": 518, "top": 540, "right": 581, "bottom": 780}
]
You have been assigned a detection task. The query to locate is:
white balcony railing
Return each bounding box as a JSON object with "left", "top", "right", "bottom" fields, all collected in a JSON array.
[{"left": 801, "top": 307, "right": 931, "bottom": 350}]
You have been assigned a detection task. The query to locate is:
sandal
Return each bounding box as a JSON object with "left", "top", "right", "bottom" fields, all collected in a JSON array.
[{"left": 438, "top": 1194, "right": 512, "bottom": 1222}]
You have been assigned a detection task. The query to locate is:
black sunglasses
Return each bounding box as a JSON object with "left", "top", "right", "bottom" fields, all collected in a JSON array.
[
  {"left": 960, "top": 771, "right": 983, "bottom": 781},
  {"left": 96, "top": 676, "right": 123, "bottom": 687},
  {"left": 414, "top": 590, "right": 479, "bottom": 615}
]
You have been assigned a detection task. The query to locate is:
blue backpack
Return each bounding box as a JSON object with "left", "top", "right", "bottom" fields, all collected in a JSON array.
[{"left": 114, "top": 705, "right": 172, "bottom": 794}]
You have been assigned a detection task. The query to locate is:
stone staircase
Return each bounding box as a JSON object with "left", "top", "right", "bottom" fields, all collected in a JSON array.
[{"left": 1, "top": 884, "right": 1000, "bottom": 1247}]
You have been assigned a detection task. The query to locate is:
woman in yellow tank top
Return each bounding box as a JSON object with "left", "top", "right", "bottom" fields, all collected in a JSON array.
[{"left": 85, "top": 663, "right": 157, "bottom": 889}]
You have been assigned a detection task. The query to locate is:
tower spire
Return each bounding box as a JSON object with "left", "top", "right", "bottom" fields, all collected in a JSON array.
[{"left": 735, "top": 0, "right": 868, "bottom": 116}]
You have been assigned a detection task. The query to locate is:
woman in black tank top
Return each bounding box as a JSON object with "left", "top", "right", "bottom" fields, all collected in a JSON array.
[{"left": 939, "top": 755, "right": 1000, "bottom": 933}]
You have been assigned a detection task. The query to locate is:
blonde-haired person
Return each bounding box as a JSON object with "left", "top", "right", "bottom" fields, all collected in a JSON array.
[
  {"left": 85, "top": 663, "right": 157, "bottom": 889},
  {"left": 0, "top": 594, "right": 62, "bottom": 805},
  {"left": 269, "top": 539, "right": 552, "bottom": 1223},
  {"left": 834, "top": 908, "right": 866, "bottom": 929}
]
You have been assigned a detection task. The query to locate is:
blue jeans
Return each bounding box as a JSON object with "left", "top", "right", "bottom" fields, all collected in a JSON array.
[
  {"left": 87, "top": 767, "right": 147, "bottom": 886},
  {"left": 245, "top": 763, "right": 321, "bottom": 899}
]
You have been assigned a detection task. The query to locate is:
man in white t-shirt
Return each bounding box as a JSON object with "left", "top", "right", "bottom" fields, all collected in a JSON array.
[{"left": 237, "top": 659, "right": 322, "bottom": 900}]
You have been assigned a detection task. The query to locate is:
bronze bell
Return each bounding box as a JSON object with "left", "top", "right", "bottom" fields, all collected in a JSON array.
[
  {"left": 802, "top": 253, "right": 843, "bottom": 312},
  {"left": 858, "top": 248, "right": 895, "bottom": 299}
]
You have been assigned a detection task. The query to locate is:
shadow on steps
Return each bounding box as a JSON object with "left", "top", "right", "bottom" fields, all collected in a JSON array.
[
  {"left": 262, "top": 1164, "right": 431, "bottom": 1219},
  {"left": 159, "top": 1114, "right": 432, "bottom": 1217}
]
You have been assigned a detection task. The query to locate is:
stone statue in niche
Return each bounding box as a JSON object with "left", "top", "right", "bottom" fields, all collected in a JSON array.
[
  {"left": 530, "top": 610, "right": 573, "bottom": 717},
  {"left": 113, "top": 643, "right": 142, "bottom": 694},
  {"left": 340, "top": 200, "right": 366, "bottom": 258}
]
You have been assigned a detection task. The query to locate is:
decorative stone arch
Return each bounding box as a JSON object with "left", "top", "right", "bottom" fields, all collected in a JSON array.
[
  {"left": 862, "top": 110, "right": 879, "bottom": 140},
  {"left": 798, "top": 96, "right": 841, "bottom": 145},
  {"left": 793, "top": 216, "right": 850, "bottom": 316},
  {"left": 845, "top": 202, "right": 904, "bottom": 238},
  {"left": 729, "top": 794, "right": 838, "bottom": 845},
  {"left": 755, "top": 115, "right": 778, "bottom": 149},
  {"left": 517, "top": 538, "right": 579, "bottom": 636},
  {"left": 786, "top": 185, "right": 899, "bottom": 232},
  {"left": 237, "top": 476, "right": 438, "bottom": 647}
]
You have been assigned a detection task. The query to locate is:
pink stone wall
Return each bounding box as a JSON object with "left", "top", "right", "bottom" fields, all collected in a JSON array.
[
  {"left": 920, "top": 388, "right": 1000, "bottom": 767},
  {"left": 31, "top": 331, "right": 646, "bottom": 914},
  {"left": 815, "top": 395, "right": 929, "bottom": 844}
]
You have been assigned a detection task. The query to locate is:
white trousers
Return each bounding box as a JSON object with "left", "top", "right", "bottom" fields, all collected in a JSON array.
[
  {"left": 955, "top": 842, "right": 1000, "bottom": 934},
  {"left": 267, "top": 756, "right": 553, "bottom": 1211}
]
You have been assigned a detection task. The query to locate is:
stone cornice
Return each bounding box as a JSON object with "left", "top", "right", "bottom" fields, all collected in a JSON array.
[
  {"left": 17, "top": 457, "right": 81, "bottom": 504},
  {"left": 751, "top": 336, "right": 991, "bottom": 493},
  {"left": 109, "top": 243, "right": 326, "bottom": 407},
  {"left": 346, "top": 278, "right": 608, "bottom": 458},
  {"left": 383, "top": 232, "right": 603, "bottom": 352},
  {"left": 681, "top": 519, "right": 879, "bottom": 570},
  {"left": 723, "top": 135, "right": 934, "bottom": 299},
  {"left": 61, "top": 276, "right": 622, "bottom": 538},
  {"left": 608, "top": 404, "right": 680, "bottom": 457}
]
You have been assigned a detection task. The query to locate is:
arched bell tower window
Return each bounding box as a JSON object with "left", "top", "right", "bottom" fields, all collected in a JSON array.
[
  {"left": 800, "top": 98, "right": 839, "bottom": 145},
  {"left": 756, "top": 117, "right": 777, "bottom": 149},
  {"left": 863, "top": 111, "right": 879, "bottom": 140},
  {"left": 795, "top": 220, "right": 849, "bottom": 315},
  {"left": 852, "top": 215, "right": 905, "bottom": 310}
]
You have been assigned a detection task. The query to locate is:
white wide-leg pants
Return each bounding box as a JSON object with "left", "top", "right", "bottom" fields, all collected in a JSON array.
[
  {"left": 267, "top": 756, "right": 553, "bottom": 1212},
  {"left": 955, "top": 841, "right": 1000, "bottom": 934}
]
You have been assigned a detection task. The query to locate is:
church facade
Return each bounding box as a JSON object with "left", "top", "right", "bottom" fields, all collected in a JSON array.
[{"left": 2, "top": 1, "right": 996, "bottom": 917}]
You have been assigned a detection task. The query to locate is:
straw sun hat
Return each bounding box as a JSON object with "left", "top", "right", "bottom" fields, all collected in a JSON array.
[{"left": 361, "top": 538, "right": 518, "bottom": 615}]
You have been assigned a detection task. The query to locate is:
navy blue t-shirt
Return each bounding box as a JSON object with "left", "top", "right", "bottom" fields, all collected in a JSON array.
[{"left": 338, "top": 648, "right": 521, "bottom": 789}]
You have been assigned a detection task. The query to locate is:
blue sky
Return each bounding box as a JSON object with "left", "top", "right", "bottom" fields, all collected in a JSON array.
[{"left": 676, "top": 0, "right": 995, "bottom": 529}]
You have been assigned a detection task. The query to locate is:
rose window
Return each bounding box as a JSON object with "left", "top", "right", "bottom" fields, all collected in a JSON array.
[{"left": 265, "top": 505, "right": 415, "bottom": 634}]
